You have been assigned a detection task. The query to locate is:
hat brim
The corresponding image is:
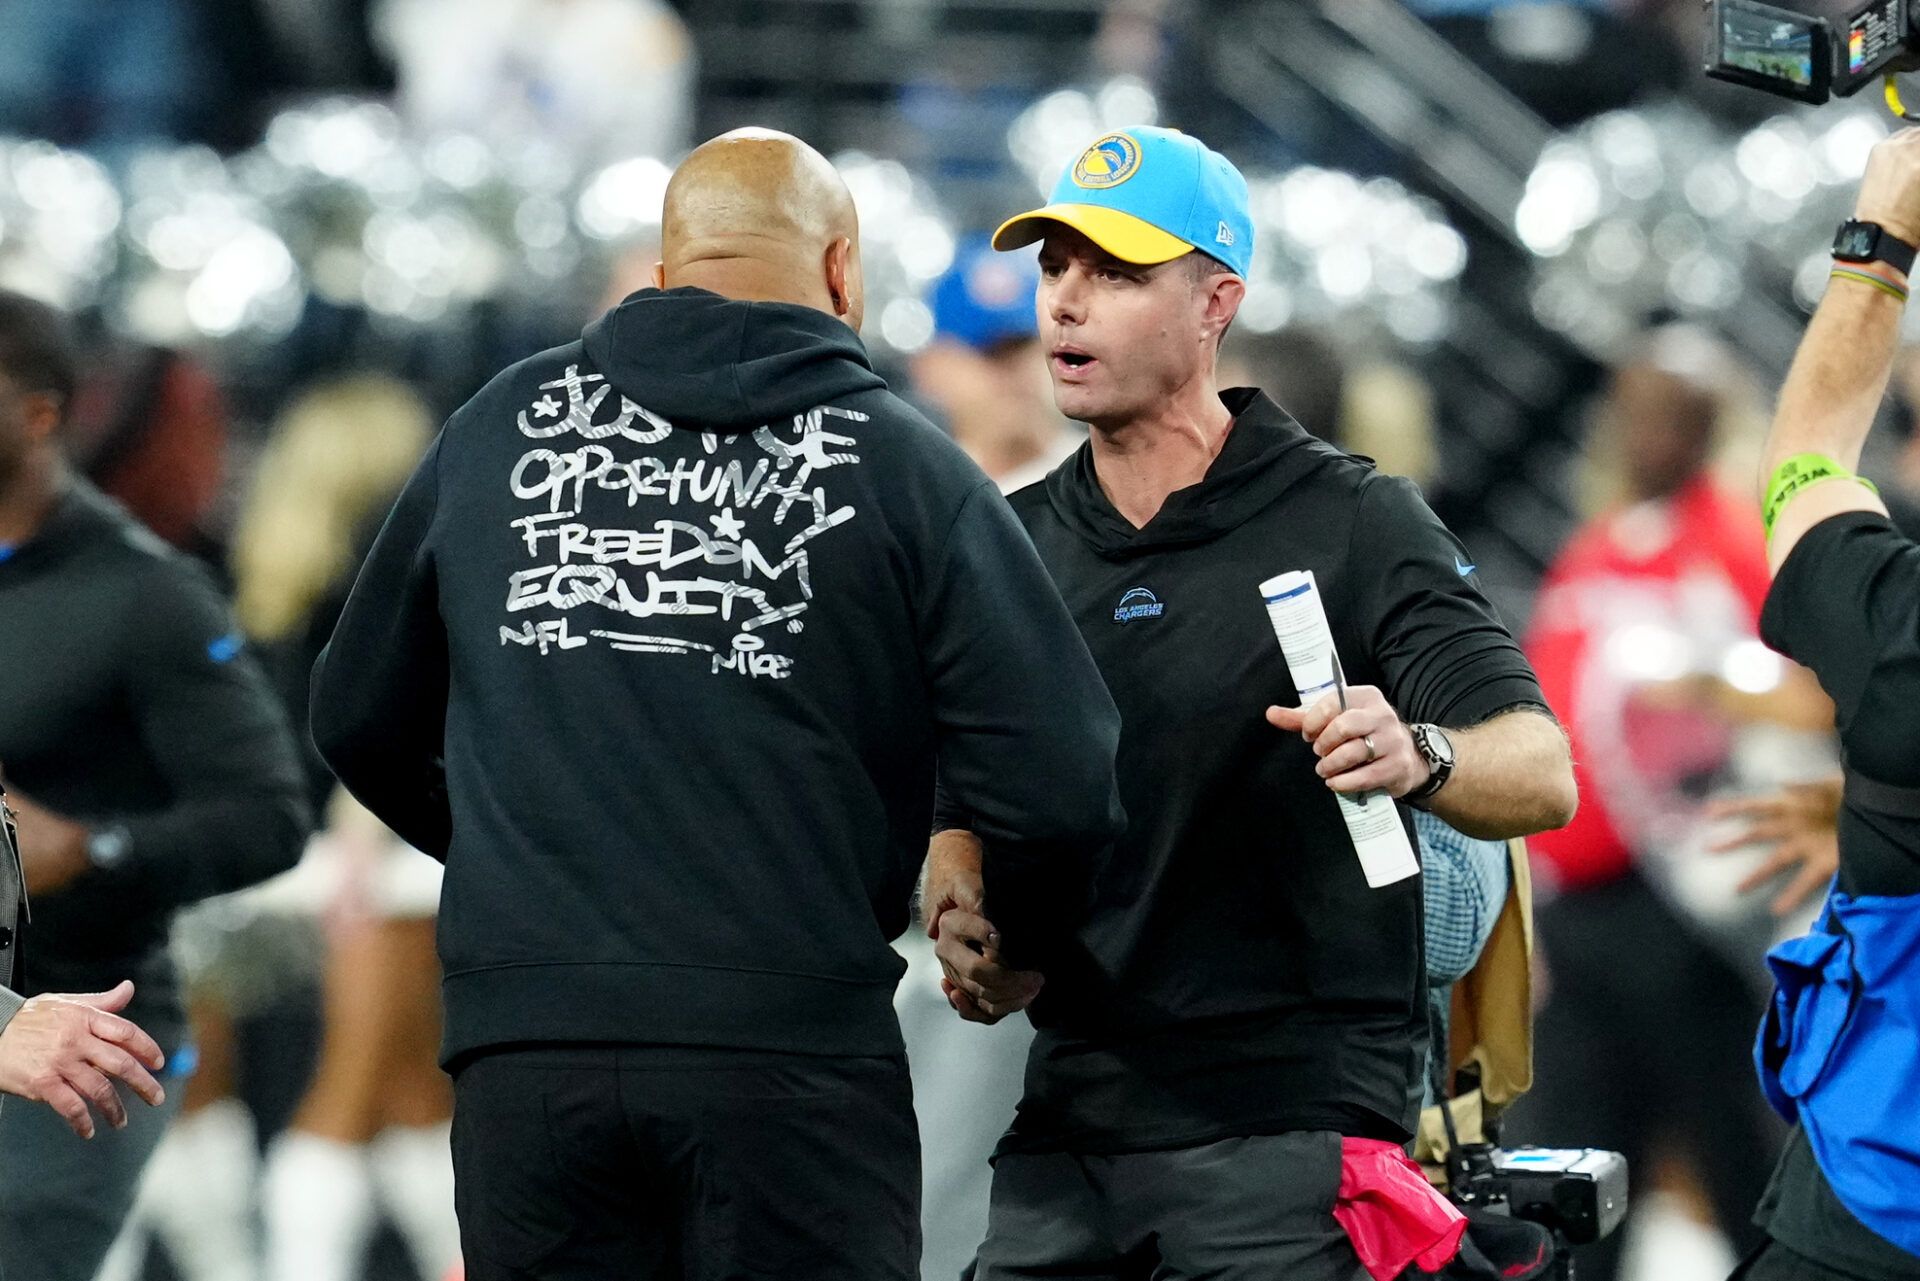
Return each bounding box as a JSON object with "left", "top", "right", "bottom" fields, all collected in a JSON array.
[{"left": 991, "top": 204, "right": 1195, "bottom": 267}]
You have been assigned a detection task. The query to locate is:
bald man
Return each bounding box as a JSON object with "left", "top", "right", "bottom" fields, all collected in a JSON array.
[{"left": 309, "top": 129, "right": 1124, "bottom": 1280}]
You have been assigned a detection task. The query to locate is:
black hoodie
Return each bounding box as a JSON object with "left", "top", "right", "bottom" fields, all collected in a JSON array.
[
  {"left": 310, "top": 289, "right": 1125, "bottom": 1064},
  {"left": 950, "top": 388, "right": 1548, "bottom": 1154}
]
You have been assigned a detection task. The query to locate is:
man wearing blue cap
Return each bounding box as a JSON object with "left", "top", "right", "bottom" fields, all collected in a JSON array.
[
  {"left": 912, "top": 236, "right": 1081, "bottom": 493},
  {"left": 923, "top": 127, "right": 1577, "bottom": 1279}
]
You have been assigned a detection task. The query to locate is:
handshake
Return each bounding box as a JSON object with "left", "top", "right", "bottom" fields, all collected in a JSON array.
[{"left": 921, "top": 830, "right": 1044, "bottom": 1025}]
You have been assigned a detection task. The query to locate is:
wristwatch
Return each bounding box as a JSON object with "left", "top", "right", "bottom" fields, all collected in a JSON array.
[
  {"left": 1405, "top": 724, "right": 1456, "bottom": 807},
  {"left": 1833, "top": 220, "right": 1917, "bottom": 276}
]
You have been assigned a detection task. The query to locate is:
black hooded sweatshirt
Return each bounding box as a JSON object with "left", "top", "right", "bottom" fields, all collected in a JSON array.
[
  {"left": 944, "top": 389, "right": 1548, "bottom": 1154},
  {"left": 310, "top": 289, "right": 1125, "bottom": 1065}
]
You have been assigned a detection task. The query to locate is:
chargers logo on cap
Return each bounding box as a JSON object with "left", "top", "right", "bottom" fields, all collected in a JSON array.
[{"left": 1073, "top": 134, "right": 1141, "bottom": 189}]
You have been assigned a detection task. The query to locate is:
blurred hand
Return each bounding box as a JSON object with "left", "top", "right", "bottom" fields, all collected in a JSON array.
[
  {"left": 1265, "top": 685, "right": 1429, "bottom": 799},
  {"left": 7, "top": 790, "right": 91, "bottom": 896},
  {"left": 933, "top": 909, "right": 1044, "bottom": 1025},
  {"left": 1855, "top": 127, "right": 1920, "bottom": 250},
  {"left": 0, "top": 981, "right": 166, "bottom": 1138},
  {"left": 1707, "top": 778, "right": 1843, "bottom": 917}
]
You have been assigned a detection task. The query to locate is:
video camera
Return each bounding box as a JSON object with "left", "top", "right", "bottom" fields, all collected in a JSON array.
[
  {"left": 1706, "top": 0, "right": 1920, "bottom": 108},
  {"left": 1424, "top": 1139, "right": 1628, "bottom": 1280},
  {"left": 1450, "top": 1145, "right": 1628, "bottom": 1246}
]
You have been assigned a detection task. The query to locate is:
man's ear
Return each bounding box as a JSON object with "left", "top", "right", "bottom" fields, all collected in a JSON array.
[
  {"left": 1205, "top": 275, "right": 1247, "bottom": 345},
  {"left": 825, "top": 237, "right": 853, "bottom": 317},
  {"left": 652, "top": 260, "right": 667, "bottom": 290}
]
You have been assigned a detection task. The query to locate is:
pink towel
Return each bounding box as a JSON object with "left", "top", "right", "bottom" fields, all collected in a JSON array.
[{"left": 1332, "top": 1138, "right": 1469, "bottom": 1281}]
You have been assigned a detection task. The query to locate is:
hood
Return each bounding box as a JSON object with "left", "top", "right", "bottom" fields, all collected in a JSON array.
[
  {"left": 1043, "top": 387, "right": 1347, "bottom": 560},
  {"left": 581, "top": 287, "right": 888, "bottom": 431}
]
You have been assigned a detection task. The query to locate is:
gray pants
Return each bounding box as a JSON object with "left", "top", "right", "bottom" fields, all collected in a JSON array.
[
  {"left": 973, "top": 1131, "right": 1368, "bottom": 1281},
  {"left": 0, "top": 1080, "right": 184, "bottom": 1281}
]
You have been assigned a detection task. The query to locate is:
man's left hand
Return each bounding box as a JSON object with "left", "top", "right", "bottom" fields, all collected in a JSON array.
[
  {"left": 8, "top": 791, "right": 92, "bottom": 895},
  {"left": 1265, "top": 685, "right": 1431, "bottom": 799}
]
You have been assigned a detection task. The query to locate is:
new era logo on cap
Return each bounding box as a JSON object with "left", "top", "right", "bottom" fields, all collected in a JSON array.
[{"left": 1216, "top": 221, "right": 1235, "bottom": 247}]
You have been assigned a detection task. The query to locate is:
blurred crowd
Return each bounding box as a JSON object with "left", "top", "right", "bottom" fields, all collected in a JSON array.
[{"left": 0, "top": 1, "right": 1889, "bottom": 1280}]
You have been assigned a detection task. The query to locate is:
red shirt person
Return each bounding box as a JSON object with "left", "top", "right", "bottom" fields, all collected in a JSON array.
[{"left": 1507, "top": 328, "right": 1816, "bottom": 1281}]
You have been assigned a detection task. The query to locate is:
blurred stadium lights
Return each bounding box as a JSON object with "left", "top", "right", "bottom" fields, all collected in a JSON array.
[
  {"left": 0, "top": 90, "right": 1471, "bottom": 358},
  {"left": 1513, "top": 104, "right": 1911, "bottom": 360},
  {"left": 1006, "top": 76, "right": 1162, "bottom": 194},
  {"left": 0, "top": 140, "right": 122, "bottom": 309},
  {"left": 835, "top": 151, "right": 955, "bottom": 356},
  {"left": 576, "top": 156, "right": 673, "bottom": 242}
]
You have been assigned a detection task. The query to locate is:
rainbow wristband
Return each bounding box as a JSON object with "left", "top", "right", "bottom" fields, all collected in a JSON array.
[
  {"left": 1763, "top": 452, "right": 1879, "bottom": 539},
  {"left": 1831, "top": 264, "right": 1911, "bottom": 303}
]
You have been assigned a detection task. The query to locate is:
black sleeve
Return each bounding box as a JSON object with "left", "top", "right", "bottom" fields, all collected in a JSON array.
[
  {"left": 920, "top": 483, "right": 1125, "bottom": 958},
  {"left": 1761, "top": 511, "right": 1920, "bottom": 729},
  {"left": 931, "top": 778, "right": 970, "bottom": 836},
  {"left": 309, "top": 433, "right": 453, "bottom": 860},
  {"left": 1348, "top": 474, "right": 1549, "bottom": 728},
  {"left": 98, "top": 556, "right": 311, "bottom": 912}
]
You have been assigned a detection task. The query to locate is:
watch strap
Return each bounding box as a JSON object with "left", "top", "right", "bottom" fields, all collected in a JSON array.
[
  {"left": 1406, "top": 724, "right": 1454, "bottom": 804},
  {"left": 1836, "top": 220, "right": 1918, "bottom": 276}
]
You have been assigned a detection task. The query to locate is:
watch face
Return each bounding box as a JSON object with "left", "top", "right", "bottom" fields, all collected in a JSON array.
[
  {"left": 1838, "top": 224, "right": 1879, "bottom": 259},
  {"left": 89, "top": 827, "right": 131, "bottom": 868}
]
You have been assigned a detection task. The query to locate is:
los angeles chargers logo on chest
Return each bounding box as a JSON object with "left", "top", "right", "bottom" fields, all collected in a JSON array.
[{"left": 1113, "top": 586, "right": 1166, "bottom": 624}]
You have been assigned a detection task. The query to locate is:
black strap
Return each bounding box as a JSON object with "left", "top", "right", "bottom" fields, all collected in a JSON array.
[
  {"left": 1842, "top": 764, "right": 1920, "bottom": 821},
  {"left": 1835, "top": 221, "right": 1919, "bottom": 277},
  {"left": 1880, "top": 229, "right": 1919, "bottom": 277}
]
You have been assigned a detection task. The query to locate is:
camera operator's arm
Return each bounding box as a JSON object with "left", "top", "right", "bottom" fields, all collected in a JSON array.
[{"left": 1761, "top": 132, "right": 1920, "bottom": 572}]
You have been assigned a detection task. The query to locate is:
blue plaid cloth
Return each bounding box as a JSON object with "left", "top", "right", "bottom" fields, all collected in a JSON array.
[
  {"left": 1416, "top": 811, "right": 1510, "bottom": 1105},
  {"left": 1417, "top": 811, "right": 1509, "bottom": 986}
]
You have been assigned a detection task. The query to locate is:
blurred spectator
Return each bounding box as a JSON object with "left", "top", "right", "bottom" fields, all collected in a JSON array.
[
  {"left": 910, "top": 236, "right": 1080, "bottom": 492},
  {"left": 66, "top": 345, "right": 231, "bottom": 565},
  {"left": 1093, "top": 0, "right": 1176, "bottom": 82},
  {"left": 1504, "top": 324, "right": 1829, "bottom": 1281},
  {"left": 374, "top": 0, "right": 695, "bottom": 161},
  {"left": 227, "top": 376, "right": 456, "bottom": 1281},
  {"left": 1221, "top": 326, "right": 1441, "bottom": 488},
  {"left": 0, "top": 289, "right": 309, "bottom": 1280},
  {"left": 0, "top": 0, "right": 209, "bottom": 154},
  {"left": 1220, "top": 327, "right": 1348, "bottom": 448},
  {"left": 231, "top": 377, "right": 433, "bottom": 815}
]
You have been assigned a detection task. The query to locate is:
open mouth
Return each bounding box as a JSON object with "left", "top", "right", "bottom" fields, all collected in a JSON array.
[{"left": 1052, "top": 347, "right": 1097, "bottom": 375}]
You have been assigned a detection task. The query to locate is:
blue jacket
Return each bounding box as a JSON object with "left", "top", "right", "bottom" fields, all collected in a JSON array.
[{"left": 1757, "top": 881, "right": 1920, "bottom": 1256}]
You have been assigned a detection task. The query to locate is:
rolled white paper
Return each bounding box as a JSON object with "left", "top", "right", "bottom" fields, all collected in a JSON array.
[{"left": 1259, "top": 570, "right": 1420, "bottom": 889}]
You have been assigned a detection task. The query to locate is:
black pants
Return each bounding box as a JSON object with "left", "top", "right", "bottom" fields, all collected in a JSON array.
[
  {"left": 972, "top": 1131, "right": 1367, "bottom": 1281},
  {"left": 451, "top": 1044, "right": 920, "bottom": 1281},
  {"left": 1503, "top": 872, "right": 1782, "bottom": 1281}
]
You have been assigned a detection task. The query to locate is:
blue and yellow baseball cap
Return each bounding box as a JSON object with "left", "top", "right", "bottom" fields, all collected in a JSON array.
[{"left": 992, "top": 126, "right": 1254, "bottom": 277}]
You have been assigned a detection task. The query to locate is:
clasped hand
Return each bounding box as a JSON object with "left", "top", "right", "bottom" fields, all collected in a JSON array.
[{"left": 922, "top": 833, "right": 1043, "bottom": 1025}]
